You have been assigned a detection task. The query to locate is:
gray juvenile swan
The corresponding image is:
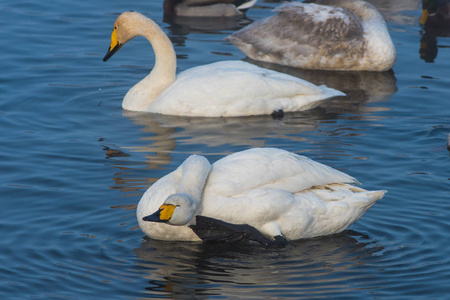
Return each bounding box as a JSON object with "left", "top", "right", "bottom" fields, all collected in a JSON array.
[{"left": 226, "top": 0, "right": 396, "bottom": 71}]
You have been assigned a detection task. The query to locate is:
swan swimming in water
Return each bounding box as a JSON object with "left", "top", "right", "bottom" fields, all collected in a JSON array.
[
  {"left": 226, "top": 0, "right": 396, "bottom": 71},
  {"left": 103, "top": 11, "right": 344, "bottom": 117},
  {"left": 137, "top": 148, "right": 385, "bottom": 245}
]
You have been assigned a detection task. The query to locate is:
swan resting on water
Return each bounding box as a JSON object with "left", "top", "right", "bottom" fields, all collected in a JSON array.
[
  {"left": 226, "top": 0, "right": 396, "bottom": 71},
  {"left": 103, "top": 11, "right": 344, "bottom": 117},
  {"left": 137, "top": 148, "right": 386, "bottom": 245}
]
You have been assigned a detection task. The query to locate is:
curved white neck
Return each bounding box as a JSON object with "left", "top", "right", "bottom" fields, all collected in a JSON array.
[
  {"left": 177, "top": 155, "right": 212, "bottom": 203},
  {"left": 122, "top": 17, "right": 177, "bottom": 111}
]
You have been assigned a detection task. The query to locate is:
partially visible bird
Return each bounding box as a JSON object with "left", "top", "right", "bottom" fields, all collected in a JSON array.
[
  {"left": 419, "top": 0, "right": 450, "bottom": 62},
  {"left": 420, "top": 0, "right": 450, "bottom": 26},
  {"left": 163, "top": 0, "right": 257, "bottom": 17}
]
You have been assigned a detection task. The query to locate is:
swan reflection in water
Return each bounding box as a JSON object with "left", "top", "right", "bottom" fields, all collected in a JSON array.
[
  {"left": 133, "top": 230, "right": 384, "bottom": 298},
  {"left": 243, "top": 60, "right": 397, "bottom": 114}
]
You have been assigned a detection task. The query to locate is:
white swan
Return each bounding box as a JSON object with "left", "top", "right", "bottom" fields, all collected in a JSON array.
[
  {"left": 137, "top": 148, "right": 385, "bottom": 243},
  {"left": 226, "top": 0, "right": 396, "bottom": 71},
  {"left": 103, "top": 12, "right": 344, "bottom": 117},
  {"left": 163, "top": 0, "right": 258, "bottom": 17}
]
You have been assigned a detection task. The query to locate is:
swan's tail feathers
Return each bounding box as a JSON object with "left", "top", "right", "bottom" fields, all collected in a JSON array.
[
  {"left": 367, "top": 190, "right": 387, "bottom": 203},
  {"left": 319, "top": 85, "right": 346, "bottom": 98},
  {"left": 190, "top": 216, "right": 285, "bottom": 247},
  {"left": 235, "top": 0, "right": 257, "bottom": 11}
]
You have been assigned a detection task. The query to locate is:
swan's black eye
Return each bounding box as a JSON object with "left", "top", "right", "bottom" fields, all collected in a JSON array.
[{"left": 114, "top": 26, "right": 118, "bottom": 30}]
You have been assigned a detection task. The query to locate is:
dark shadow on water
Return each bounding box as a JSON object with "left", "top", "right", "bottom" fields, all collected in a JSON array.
[{"left": 133, "top": 230, "right": 384, "bottom": 298}]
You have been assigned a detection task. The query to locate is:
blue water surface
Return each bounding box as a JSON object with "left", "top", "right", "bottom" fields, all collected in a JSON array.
[{"left": 1, "top": 0, "right": 449, "bottom": 299}]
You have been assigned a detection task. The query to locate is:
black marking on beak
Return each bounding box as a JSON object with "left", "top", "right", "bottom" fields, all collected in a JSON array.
[
  {"left": 103, "top": 43, "right": 122, "bottom": 62},
  {"left": 142, "top": 208, "right": 167, "bottom": 223}
]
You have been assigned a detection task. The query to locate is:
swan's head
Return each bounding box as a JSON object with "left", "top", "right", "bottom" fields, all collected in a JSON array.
[
  {"left": 142, "top": 193, "right": 196, "bottom": 226},
  {"left": 103, "top": 11, "right": 148, "bottom": 62}
]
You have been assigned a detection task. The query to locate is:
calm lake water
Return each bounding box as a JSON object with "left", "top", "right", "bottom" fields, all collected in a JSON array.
[{"left": 1, "top": 0, "right": 449, "bottom": 298}]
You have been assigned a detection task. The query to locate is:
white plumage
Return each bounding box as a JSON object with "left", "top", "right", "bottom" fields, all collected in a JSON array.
[
  {"left": 137, "top": 148, "right": 385, "bottom": 242},
  {"left": 103, "top": 12, "right": 344, "bottom": 117},
  {"left": 149, "top": 61, "right": 343, "bottom": 117}
]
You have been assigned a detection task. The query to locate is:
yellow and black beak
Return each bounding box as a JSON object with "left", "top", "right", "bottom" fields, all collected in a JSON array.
[
  {"left": 142, "top": 204, "right": 176, "bottom": 223},
  {"left": 103, "top": 28, "right": 123, "bottom": 62}
]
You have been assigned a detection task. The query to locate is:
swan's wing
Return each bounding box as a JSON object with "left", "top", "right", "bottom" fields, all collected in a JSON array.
[
  {"left": 226, "top": 2, "right": 364, "bottom": 61},
  {"left": 151, "top": 61, "right": 343, "bottom": 117},
  {"left": 205, "top": 148, "right": 357, "bottom": 197}
]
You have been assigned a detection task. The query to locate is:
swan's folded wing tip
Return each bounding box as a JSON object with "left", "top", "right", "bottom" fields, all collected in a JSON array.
[{"left": 190, "top": 216, "right": 284, "bottom": 247}]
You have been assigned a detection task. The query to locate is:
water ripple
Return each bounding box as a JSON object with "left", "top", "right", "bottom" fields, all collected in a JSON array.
[{"left": 1, "top": 0, "right": 449, "bottom": 298}]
